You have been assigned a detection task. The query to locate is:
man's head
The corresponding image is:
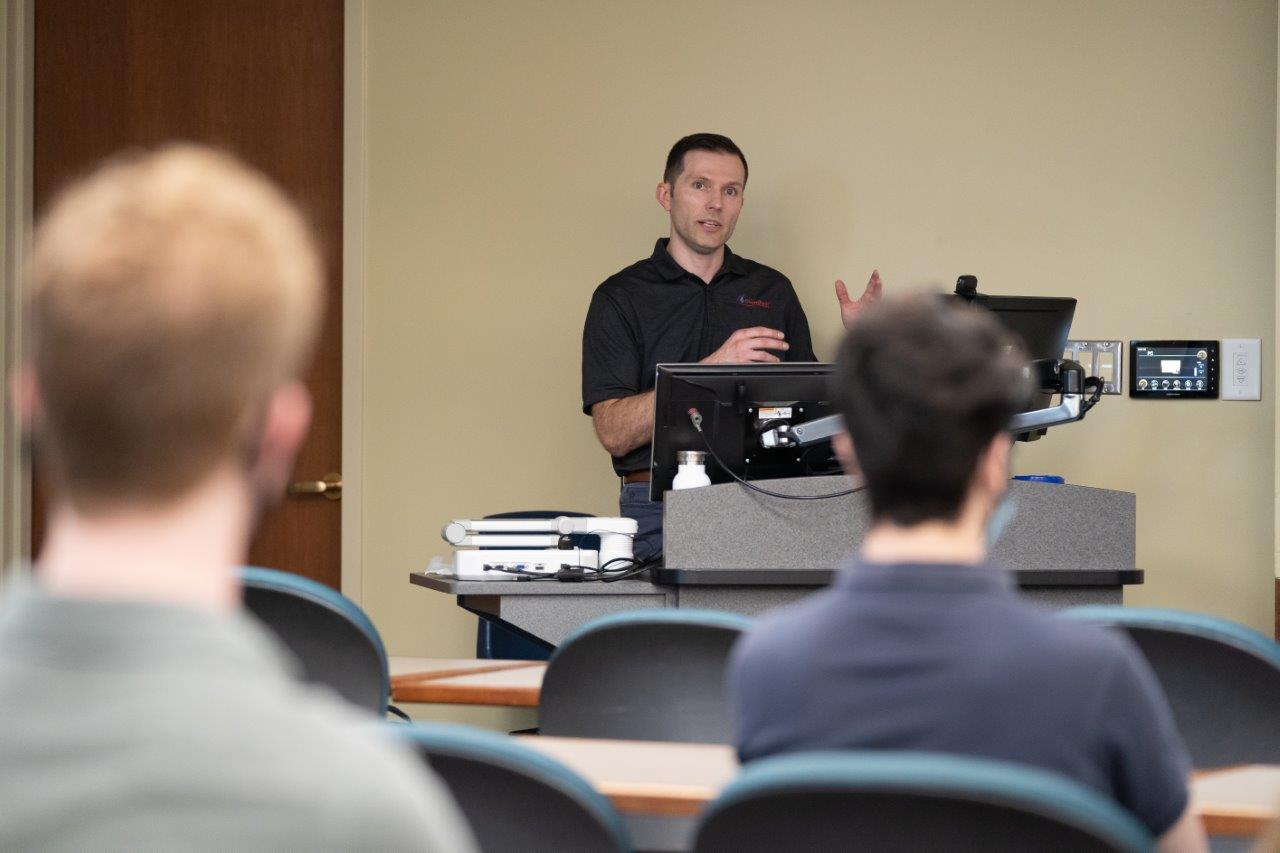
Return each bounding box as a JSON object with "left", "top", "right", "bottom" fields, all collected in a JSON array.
[
  {"left": 17, "top": 145, "right": 322, "bottom": 514},
  {"left": 656, "top": 133, "right": 748, "bottom": 257},
  {"left": 831, "top": 295, "right": 1031, "bottom": 527}
]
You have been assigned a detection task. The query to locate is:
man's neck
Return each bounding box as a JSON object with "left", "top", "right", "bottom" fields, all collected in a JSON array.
[
  {"left": 859, "top": 511, "right": 988, "bottom": 566},
  {"left": 666, "top": 234, "right": 724, "bottom": 285},
  {"left": 36, "top": 467, "right": 252, "bottom": 614}
]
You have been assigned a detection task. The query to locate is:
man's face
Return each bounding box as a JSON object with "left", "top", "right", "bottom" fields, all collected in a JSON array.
[{"left": 658, "top": 150, "right": 746, "bottom": 256}]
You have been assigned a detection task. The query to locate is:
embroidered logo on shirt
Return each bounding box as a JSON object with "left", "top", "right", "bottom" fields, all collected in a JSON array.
[{"left": 738, "top": 295, "right": 772, "bottom": 309}]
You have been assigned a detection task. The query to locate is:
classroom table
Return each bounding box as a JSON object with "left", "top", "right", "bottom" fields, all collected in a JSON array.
[
  {"left": 389, "top": 658, "right": 545, "bottom": 707},
  {"left": 516, "top": 736, "right": 1280, "bottom": 839},
  {"left": 1192, "top": 764, "right": 1280, "bottom": 838}
]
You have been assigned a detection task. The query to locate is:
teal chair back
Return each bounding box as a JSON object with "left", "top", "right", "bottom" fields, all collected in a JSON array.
[
  {"left": 540, "top": 608, "right": 753, "bottom": 743},
  {"left": 1062, "top": 606, "right": 1280, "bottom": 767},
  {"left": 694, "top": 751, "right": 1152, "bottom": 852},
  {"left": 240, "top": 566, "right": 389, "bottom": 715},
  {"left": 400, "top": 723, "right": 629, "bottom": 853}
]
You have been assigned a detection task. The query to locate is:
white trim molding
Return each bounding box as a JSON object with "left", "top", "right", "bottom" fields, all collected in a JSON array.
[
  {"left": 341, "top": 0, "right": 367, "bottom": 604},
  {"left": 2, "top": 0, "right": 33, "bottom": 576}
]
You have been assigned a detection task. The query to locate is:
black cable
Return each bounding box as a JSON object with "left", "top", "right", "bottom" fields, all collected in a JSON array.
[
  {"left": 600, "top": 560, "right": 657, "bottom": 583},
  {"left": 386, "top": 704, "right": 412, "bottom": 722},
  {"left": 551, "top": 554, "right": 661, "bottom": 583},
  {"left": 480, "top": 564, "right": 560, "bottom": 581},
  {"left": 1080, "top": 376, "right": 1104, "bottom": 415},
  {"left": 687, "top": 407, "right": 865, "bottom": 501}
]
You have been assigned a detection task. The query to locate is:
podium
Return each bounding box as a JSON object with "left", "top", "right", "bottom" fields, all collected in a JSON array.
[
  {"left": 411, "top": 477, "right": 1141, "bottom": 647},
  {"left": 657, "top": 476, "right": 1140, "bottom": 613}
]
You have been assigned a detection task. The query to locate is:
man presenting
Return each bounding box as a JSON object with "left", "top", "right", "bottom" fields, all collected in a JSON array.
[{"left": 581, "top": 133, "right": 881, "bottom": 559}]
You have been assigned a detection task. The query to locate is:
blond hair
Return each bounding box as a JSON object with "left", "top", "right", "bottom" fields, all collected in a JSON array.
[{"left": 24, "top": 145, "right": 322, "bottom": 508}]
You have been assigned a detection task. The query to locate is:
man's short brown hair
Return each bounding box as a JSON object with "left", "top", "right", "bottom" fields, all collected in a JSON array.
[
  {"left": 663, "top": 133, "right": 749, "bottom": 186},
  {"left": 832, "top": 295, "right": 1031, "bottom": 525},
  {"left": 24, "top": 145, "right": 322, "bottom": 509}
]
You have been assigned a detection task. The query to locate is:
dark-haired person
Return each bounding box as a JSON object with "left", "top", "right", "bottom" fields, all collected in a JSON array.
[
  {"left": 581, "top": 133, "right": 882, "bottom": 560},
  {"left": 727, "top": 296, "right": 1207, "bottom": 852}
]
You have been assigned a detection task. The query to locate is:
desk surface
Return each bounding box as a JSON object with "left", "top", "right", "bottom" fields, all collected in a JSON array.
[
  {"left": 517, "top": 736, "right": 1278, "bottom": 835},
  {"left": 391, "top": 660, "right": 545, "bottom": 707},
  {"left": 1192, "top": 765, "right": 1280, "bottom": 837},
  {"left": 517, "top": 736, "right": 738, "bottom": 817},
  {"left": 388, "top": 657, "right": 533, "bottom": 680}
]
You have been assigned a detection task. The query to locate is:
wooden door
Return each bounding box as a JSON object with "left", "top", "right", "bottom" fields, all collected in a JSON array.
[{"left": 32, "top": 0, "right": 344, "bottom": 588}]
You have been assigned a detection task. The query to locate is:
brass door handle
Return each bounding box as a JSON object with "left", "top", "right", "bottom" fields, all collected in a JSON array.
[{"left": 290, "top": 472, "right": 342, "bottom": 500}]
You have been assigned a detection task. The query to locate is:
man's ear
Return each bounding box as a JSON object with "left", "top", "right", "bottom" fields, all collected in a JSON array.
[
  {"left": 979, "top": 433, "right": 1013, "bottom": 496},
  {"left": 249, "top": 381, "right": 312, "bottom": 497},
  {"left": 833, "top": 430, "right": 860, "bottom": 478},
  {"left": 655, "top": 181, "right": 673, "bottom": 212},
  {"left": 8, "top": 365, "right": 44, "bottom": 433}
]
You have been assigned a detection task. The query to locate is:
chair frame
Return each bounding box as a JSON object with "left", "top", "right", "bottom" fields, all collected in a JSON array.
[
  {"left": 399, "top": 722, "right": 630, "bottom": 852},
  {"left": 240, "top": 566, "right": 391, "bottom": 714},
  {"left": 696, "top": 750, "right": 1152, "bottom": 853}
]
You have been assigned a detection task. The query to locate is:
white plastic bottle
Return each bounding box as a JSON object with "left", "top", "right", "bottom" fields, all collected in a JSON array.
[{"left": 672, "top": 450, "right": 712, "bottom": 490}]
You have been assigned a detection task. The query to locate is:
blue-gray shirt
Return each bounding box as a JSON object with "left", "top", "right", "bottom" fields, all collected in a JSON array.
[{"left": 727, "top": 560, "right": 1191, "bottom": 835}]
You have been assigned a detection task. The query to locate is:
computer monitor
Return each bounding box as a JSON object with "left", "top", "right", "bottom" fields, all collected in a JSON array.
[
  {"left": 648, "top": 362, "right": 840, "bottom": 501},
  {"left": 966, "top": 294, "right": 1076, "bottom": 362},
  {"left": 962, "top": 293, "right": 1077, "bottom": 440}
]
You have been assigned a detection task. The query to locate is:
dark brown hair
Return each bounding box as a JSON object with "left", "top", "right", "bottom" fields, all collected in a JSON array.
[
  {"left": 832, "top": 295, "right": 1031, "bottom": 525},
  {"left": 663, "top": 133, "right": 748, "bottom": 185}
]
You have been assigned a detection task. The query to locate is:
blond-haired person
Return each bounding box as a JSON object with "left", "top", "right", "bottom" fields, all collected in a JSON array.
[{"left": 0, "top": 147, "right": 476, "bottom": 852}]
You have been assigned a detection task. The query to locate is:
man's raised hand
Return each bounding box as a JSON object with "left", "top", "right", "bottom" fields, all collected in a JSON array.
[
  {"left": 835, "top": 269, "right": 883, "bottom": 330},
  {"left": 702, "top": 327, "right": 789, "bottom": 364}
]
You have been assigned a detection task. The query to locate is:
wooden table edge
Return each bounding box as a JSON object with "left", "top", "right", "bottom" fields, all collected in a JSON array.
[
  {"left": 390, "top": 660, "right": 543, "bottom": 688},
  {"left": 391, "top": 681, "right": 541, "bottom": 707},
  {"left": 1196, "top": 806, "right": 1273, "bottom": 838},
  {"left": 599, "top": 783, "right": 722, "bottom": 817}
]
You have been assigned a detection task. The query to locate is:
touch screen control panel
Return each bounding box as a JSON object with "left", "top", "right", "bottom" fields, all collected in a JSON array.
[{"left": 1128, "top": 341, "right": 1218, "bottom": 399}]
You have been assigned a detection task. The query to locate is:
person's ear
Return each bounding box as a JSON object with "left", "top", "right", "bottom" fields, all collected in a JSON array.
[
  {"left": 655, "top": 181, "right": 673, "bottom": 212},
  {"left": 979, "top": 433, "right": 1013, "bottom": 498},
  {"left": 9, "top": 365, "right": 44, "bottom": 434},
  {"left": 248, "top": 381, "right": 312, "bottom": 500},
  {"left": 833, "top": 430, "right": 860, "bottom": 479}
]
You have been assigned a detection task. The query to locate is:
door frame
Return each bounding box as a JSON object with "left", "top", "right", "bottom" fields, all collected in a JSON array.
[
  {"left": 1, "top": 0, "right": 33, "bottom": 579},
  {"left": 341, "top": 0, "right": 366, "bottom": 603}
]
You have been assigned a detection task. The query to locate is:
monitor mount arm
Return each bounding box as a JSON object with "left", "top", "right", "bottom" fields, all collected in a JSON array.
[
  {"left": 1007, "top": 358, "right": 1087, "bottom": 433},
  {"left": 759, "top": 358, "right": 1093, "bottom": 449}
]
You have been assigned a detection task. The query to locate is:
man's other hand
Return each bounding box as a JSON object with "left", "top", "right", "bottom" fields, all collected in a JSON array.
[
  {"left": 703, "top": 327, "right": 789, "bottom": 364},
  {"left": 836, "top": 269, "right": 883, "bottom": 330}
]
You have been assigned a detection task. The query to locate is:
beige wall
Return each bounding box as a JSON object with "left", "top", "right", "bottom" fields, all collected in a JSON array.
[{"left": 360, "top": 0, "right": 1277, "bottom": 700}]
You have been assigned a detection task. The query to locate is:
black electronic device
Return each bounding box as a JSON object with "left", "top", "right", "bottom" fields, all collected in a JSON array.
[
  {"left": 1128, "top": 341, "right": 1218, "bottom": 398},
  {"left": 955, "top": 278, "right": 1078, "bottom": 440},
  {"left": 648, "top": 363, "right": 840, "bottom": 502},
  {"left": 965, "top": 293, "right": 1077, "bottom": 362}
]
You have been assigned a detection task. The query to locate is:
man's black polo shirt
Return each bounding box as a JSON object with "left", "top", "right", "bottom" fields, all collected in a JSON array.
[{"left": 582, "top": 238, "right": 817, "bottom": 476}]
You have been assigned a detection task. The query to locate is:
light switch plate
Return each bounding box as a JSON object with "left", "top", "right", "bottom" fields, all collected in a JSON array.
[
  {"left": 1221, "top": 338, "right": 1261, "bottom": 400},
  {"left": 1064, "top": 340, "right": 1124, "bottom": 394}
]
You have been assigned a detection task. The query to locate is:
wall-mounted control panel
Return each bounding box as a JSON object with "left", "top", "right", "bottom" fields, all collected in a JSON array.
[
  {"left": 1220, "top": 338, "right": 1261, "bottom": 401},
  {"left": 1064, "top": 340, "right": 1123, "bottom": 394},
  {"left": 1129, "top": 341, "right": 1217, "bottom": 398}
]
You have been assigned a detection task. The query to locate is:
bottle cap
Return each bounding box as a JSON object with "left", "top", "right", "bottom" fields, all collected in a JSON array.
[{"left": 676, "top": 450, "right": 706, "bottom": 465}]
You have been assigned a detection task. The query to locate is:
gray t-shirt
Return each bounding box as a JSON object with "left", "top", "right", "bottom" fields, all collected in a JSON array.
[
  {"left": 0, "top": 589, "right": 478, "bottom": 852},
  {"left": 728, "top": 560, "right": 1192, "bottom": 836}
]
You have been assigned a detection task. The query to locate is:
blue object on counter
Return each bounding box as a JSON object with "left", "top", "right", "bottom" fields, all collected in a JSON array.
[{"left": 1013, "top": 475, "right": 1065, "bottom": 484}]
